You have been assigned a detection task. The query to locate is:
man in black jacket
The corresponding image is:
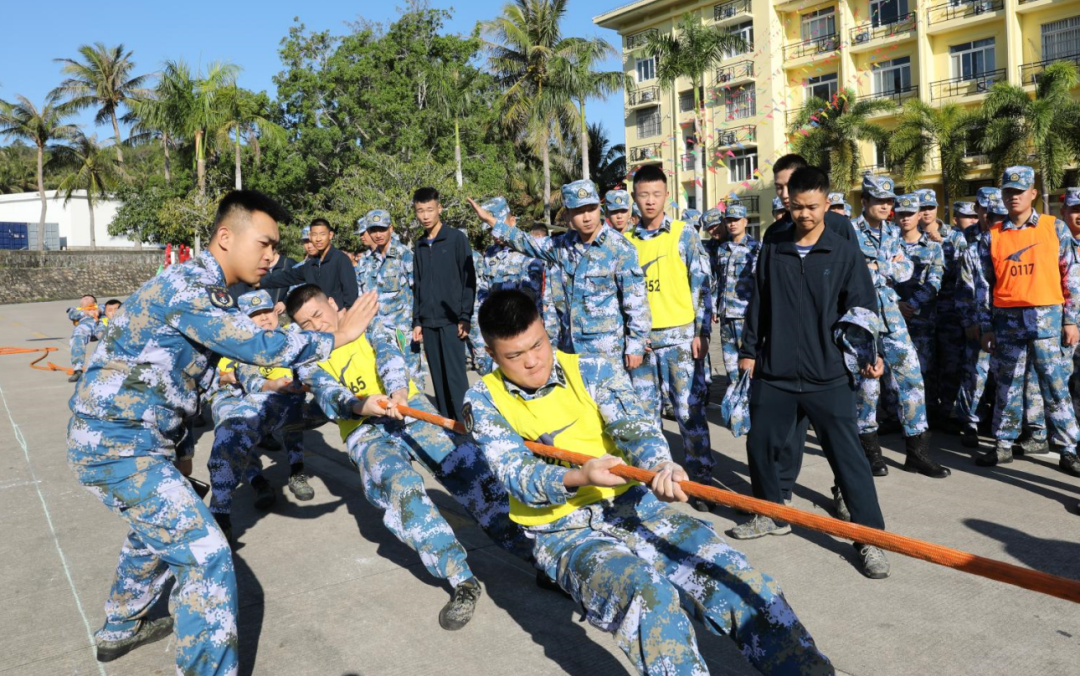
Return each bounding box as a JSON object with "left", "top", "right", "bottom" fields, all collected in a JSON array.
[
  {"left": 734, "top": 166, "right": 891, "bottom": 580},
  {"left": 411, "top": 187, "right": 476, "bottom": 418},
  {"left": 257, "top": 218, "right": 359, "bottom": 309}
]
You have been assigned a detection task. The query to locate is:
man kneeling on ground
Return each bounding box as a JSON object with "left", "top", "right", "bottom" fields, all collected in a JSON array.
[{"left": 463, "top": 288, "right": 833, "bottom": 676}]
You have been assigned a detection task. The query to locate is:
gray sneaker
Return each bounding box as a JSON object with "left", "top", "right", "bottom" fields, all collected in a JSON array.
[
  {"left": 439, "top": 578, "right": 482, "bottom": 631},
  {"left": 832, "top": 486, "right": 851, "bottom": 522},
  {"left": 857, "top": 544, "right": 890, "bottom": 579},
  {"left": 976, "top": 441, "right": 1013, "bottom": 467},
  {"left": 287, "top": 473, "right": 315, "bottom": 501},
  {"left": 1015, "top": 437, "right": 1049, "bottom": 456},
  {"left": 96, "top": 616, "right": 174, "bottom": 663},
  {"left": 729, "top": 514, "right": 791, "bottom": 540}
]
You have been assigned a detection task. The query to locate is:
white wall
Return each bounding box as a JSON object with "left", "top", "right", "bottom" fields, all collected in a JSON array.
[{"left": 0, "top": 190, "right": 140, "bottom": 248}]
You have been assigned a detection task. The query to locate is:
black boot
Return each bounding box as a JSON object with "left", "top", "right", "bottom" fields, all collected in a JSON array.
[
  {"left": 961, "top": 426, "right": 980, "bottom": 448},
  {"left": 902, "top": 431, "right": 950, "bottom": 478},
  {"left": 96, "top": 616, "right": 174, "bottom": 663},
  {"left": 251, "top": 475, "right": 276, "bottom": 510},
  {"left": 68, "top": 369, "right": 83, "bottom": 383},
  {"left": 1059, "top": 450, "right": 1080, "bottom": 477},
  {"left": 976, "top": 441, "right": 1013, "bottom": 467},
  {"left": 213, "top": 513, "right": 234, "bottom": 548},
  {"left": 859, "top": 432, "right": 888, "bottom": 477}
]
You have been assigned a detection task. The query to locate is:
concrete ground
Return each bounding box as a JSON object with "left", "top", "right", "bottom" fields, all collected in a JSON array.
[{"left": 1, "top": 298, "right": 1078, "bottom": 676}]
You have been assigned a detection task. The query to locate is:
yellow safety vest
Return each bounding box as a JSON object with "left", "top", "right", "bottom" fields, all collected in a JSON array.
[
  {"left": 628, "top": 220, "right": 694, "bottom": 329},
  {"left": 218, "top": 357, "right": 293, "bottom": 382},
  {"left": 483, "top": 351, "right": 638, "bottom": 526},
  {"left": 316, "top": 336, "right": 418, "bottom": 442}
]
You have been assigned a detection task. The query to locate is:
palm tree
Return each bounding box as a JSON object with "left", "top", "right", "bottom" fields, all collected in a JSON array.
[
  {"left": 587, "top": 122, "right": 626, "bottom": 194},
  {"left": 980, "top": 61, "right": 1080, "bottom": 213},
  {"left": 216, "top": 86, "right": 285, "bottom": 189},
  {"left": 551, "top": 37, "right": 627, "bottom": 181},
  {"left": 52, "top": 133, "right": 120, "bottom": 249},
  {"left": 483, "top": 0, "right": 581, "bottom": 225},
  {"left": 426, "top": 64, "right": 477, "bottom": 188},
  {"left": 646, "top": 13, "right": 747, "bottom": 211},
  {"left": 53, "top": 43, "right": 149, "bottom": 166},
  {"left": 128, "top": 75, "right": 189, "bottom": 185},
  {"left": 789, "top": 88, "right": 894, "bottom": 193},
  {"left": 0, "top": 144, "right": 38, "bottom": 194},
  {"left": 0, "top": 93, "right": 80, "bottom": 250},
  {"left": 887, "top": 100, "right": 978, "bottom": 224}
]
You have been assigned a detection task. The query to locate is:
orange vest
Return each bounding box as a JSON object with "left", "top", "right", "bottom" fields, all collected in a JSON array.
[{"left": 990, "top": 214, "right": 1064, "bottom": 308}]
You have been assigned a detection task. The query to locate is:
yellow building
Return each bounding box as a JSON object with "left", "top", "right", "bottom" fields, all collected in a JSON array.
[{"left": 595, "top": 0, "right": 1080, "bottom": 230}]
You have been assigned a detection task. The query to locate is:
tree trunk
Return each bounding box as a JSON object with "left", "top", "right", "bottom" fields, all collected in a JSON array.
[
  {"left": 110, "top": 110, "right": 125, "bottom": 165},
  {"left": 942, "top": 181, "right": 951, "bottom": 227},
  {"left": 36, "top": 145, "right": 46, "bottom": 251},
  {"left": 693, "top": 84, "right": 704, "bottom": 212},
  {"left": 580, "top": 99, "right": 589, "bottom": 181},
  {"left": 543, "top": 140, "right": 552, "bottom": 226},
  {"left": 195, "top": 129, "right": 206, "bottom": 196},
  {"left": 88, "top": 195, "right": 96, "bottom": 250},
  {"left": 235, "top": 127, "right": 242, "bottom": 190},
  {"left": 1041, "top": 174, "right": 1050, "bottom": 214},
  {"left": 162, "top": 133, "right": 171, "bottom": 184},
  {"left": 454, "top": 119, "right": 463, "bottom": 188}
]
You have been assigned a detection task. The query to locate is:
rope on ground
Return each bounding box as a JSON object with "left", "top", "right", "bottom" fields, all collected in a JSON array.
[
  {"left": 391, "top": 402, "right": 1080, "bottom": 606},
  {"left": 0, "top": 347, "right": 75, "bottom": 375}
]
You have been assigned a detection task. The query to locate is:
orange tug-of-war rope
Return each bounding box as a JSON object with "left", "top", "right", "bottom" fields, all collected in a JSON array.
[
  {"left": 386, "top": 402, "right": 1080, "bottom": 606},
  {"left": 1, "top": 346, "right": 75, "bottom": 376}
]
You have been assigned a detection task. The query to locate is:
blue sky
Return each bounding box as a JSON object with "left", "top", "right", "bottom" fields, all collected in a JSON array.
[{"left": 0, "top": 0, "right": 627, "bottom": 147}]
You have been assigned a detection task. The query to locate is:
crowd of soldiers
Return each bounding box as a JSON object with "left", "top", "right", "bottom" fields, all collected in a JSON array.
[{"left": 58, "top": 154, "right": 1080, "bottom": 676}]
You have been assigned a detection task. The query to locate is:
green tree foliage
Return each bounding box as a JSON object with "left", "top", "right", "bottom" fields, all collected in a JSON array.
[{"left": 51, "top": 133, "right": 120, "bottom": 249}]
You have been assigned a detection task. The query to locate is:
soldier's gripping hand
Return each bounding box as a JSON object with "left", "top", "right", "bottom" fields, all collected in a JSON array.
[
  {"left": 738, "top": 357, "right": 755, "bottom": 377},
  {"left": 692, "top": 336, "right": 709, "bottom": 360},
  {"left": 649, "top": 461, "right": 689, "bottom": 503},
  {"left": 219, "top": 370, "right": 238, "bottom": 386},
  {"left": 564, "top": 455, "right": 628, "bottom": 490},
  {"left": 980, "top": 331, "right": 996, "bottom": 354},
  {"left": 386, "top": 388, "right": 409, "bottom": 421},
  {"left": 333, "top": 291, "right": 379, "bottom": 348},
  {"left": 355, "top": 394, "right": 394, "bottom": 419},
  {"left": 860, "top": 356, "right": 885, "bottom": 379},
  {"left": 263, "top": 377, "right": 306, "bottom": 394},
  {"left": 625, "top": 353, "right": 644, "bottom": 370},
  {"left": 1064, "top": 324, "right": 1079, "bottom": 347}
]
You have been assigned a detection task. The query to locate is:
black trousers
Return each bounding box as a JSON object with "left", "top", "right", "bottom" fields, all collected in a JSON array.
[
  {"left": 778, "top": 414, "right": 809, "bottom": 501},
  {"left": 747, "top": 380, "right": 885, "bottom": 530},
  {"left": 422, "top": 324, "right": 469, "bottom": 420}
]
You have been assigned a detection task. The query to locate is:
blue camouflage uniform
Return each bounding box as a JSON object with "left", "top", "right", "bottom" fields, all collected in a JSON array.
[
  {"left": 603, "top": 189, "right": 632, "bottom": 232},
  {"left": 627, "top": 207, "right": 714, "bottom": 483},
  {"left": 771, "top": 195, "right": 787, "bottom": 219},
  {"left": 206, "top": 291, "right": 328, "bottom": 518},
  {"left": 67, "top": 251, "right": 336, "bottom": 675},
  {"left": 355, "top": 210, "right": 424, "bottom": 388},
  {"left": 853, "top": 175, "right": 929, "bottom": 438},
  {"left": 67, "top": 304, "right": 100, "bottom": 370},
  {"left": 973, "top": 167, "right": 1080, "bottom": 454},
  {"left": 680, "top": 207, "right": 702, "bottom": 231},
  {"left": 463, "top": 352, "right": 833, "bottom": 676},
  {"left": 484, "top": 180, "right": 651, "bottom": 365},
  {"left": 1062, "top": 187, "right": 1080, "bottom": 398},
  {"left": 714, "top": 204, "right": 759, "bottom": 376},
  {"left": 933, "top": 200, "right": 973, "bottom": 421}
]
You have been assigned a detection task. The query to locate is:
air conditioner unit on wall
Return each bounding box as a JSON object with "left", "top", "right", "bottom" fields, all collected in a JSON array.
[
  {"left": 718, "top": 72, "right": 732, "bottom": 83},
  {"left": 855, "top": 32, "right": 869, "bottom": 43},
  {"left": 641, "top": 90, "right": 655, "bottom": 102}
]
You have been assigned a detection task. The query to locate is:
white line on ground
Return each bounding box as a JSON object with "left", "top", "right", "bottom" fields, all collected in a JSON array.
[{"left": 0, "top": 378, "right": 106, "bottom": 676}]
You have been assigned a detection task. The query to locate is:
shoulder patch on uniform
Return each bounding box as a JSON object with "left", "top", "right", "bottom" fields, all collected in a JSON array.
[
  {"left": 207, "top": 286, "right": 234, "bottom": 309},
  {"left": 462, "top": 402, "right": 475, "bottom": 434}
]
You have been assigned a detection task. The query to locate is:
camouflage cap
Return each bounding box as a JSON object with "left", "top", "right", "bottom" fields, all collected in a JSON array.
[
  {"left": 562, "top": 179, "right": 600, "bottom": 208},
  {"left": 827, "top": 192, "right": 846, "bottom": 206},
  {"left": 862, "top": 173, "right": 896, "bottom": 200},
  {"left": 988, "top": 198, "right": 1008, "bottom": 216},
  {"left": 481, "top": 196, "right": 510, "bottom": 221},
  {"left": 894, "top": 194, "right": 920, "bottom": 214},
  {"left": 975, "top": 187, "right": 1001, "bottom": 208},
  {"left": 953, "top": 201, "right": 977, "bottom": 217},
  {"left": 1001, "top": 166, "right": 1035, "bottom": 191},
  {"left": 701, "top": 208, "right": 724, "bottom": 229},
  {"left": 772, "top": 196, "right": 785, "bottom": 213},
  {"left": 365, "top": 209, "right": 392, "bottom": 230},
  {"left": 1063, "top": 187, "right": 1080, "bottom": 207},
  {"left": 353, "top": 217, "right": 368, "bottom": 235},
  {"left": 632, "top": 202, "right": 641, "bottom": 218},
  {"left": 238, "top": 290, "right": 274, "bottom": 317},
  {"left": 681, "top": 208, "right": 702, "bottom": 224},
  {"left": 916, "top": 188, "right": 938, "bottom": 208},
  {"left": 725, "top": 204, "right": 748, "bottom": 219},
  {"left": 300, "top": 226, "right": 312, "bottom": 241},
  {"left": 843, "top": 203, "right": 852, "bottom": 217},
  {"left": 603, "top": 190, "right": 631, "bottom": 212}
]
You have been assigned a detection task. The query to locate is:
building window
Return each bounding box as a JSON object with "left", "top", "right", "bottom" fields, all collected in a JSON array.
[
  {"left": 636, "top": 57, "right": 656, "bottom": 83},
  {"left": 1042, "top": 16, "right": 1080, "bottom": 61},
  {"left": 726, "top": 84, "right": 756, "bottom": 119},
  {"left": 728, "top": 149, "right": 758, "bottom": 183},
  {"left": 685, "top": 194, "right": 697, "bottom": 211},
  {"left": 637, "top": 107, "right": 661, "bottom": 138},
  {"left": 875, "top": 142, "right": 888, "bottom": 167},
  {"left": 725, "top": 21, "right": 754, "bottom": 58},
  {"left": 871, "top": 0, "right": 909, "bottom": 26},
  {"left": 679, "top": 87, "right": 703, "bottom": 113},
  {"left": 873, "top": 56, "right": 911, "bottom": 94},
  {"left": 950, "top": 38, "right": 995, "bottom": 80},
  {"left": 805, "top": 72, "right": 839, "bottom": 102},
  {"left": 801, "top": 7, "right": 836, "bottom": 40}
]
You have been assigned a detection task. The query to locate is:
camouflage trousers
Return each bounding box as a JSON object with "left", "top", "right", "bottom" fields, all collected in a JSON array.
[
  {"left": 69, "top": 323, "right": 95, "bottom": 370},
  {"left": 346, "top": 395, "right": 530, "bottom": 585},
  {"left": 529, "top": 486, "right": 833, "bottom": 676},
  {"left": 67, "top": 416, "right": 238, "bottom": 676},
  {"left": 933, "top": 312, "right": 966, "bottom": 418},
  {"left": 719, "top": 318, "right": 744, "bottom": 376},
  {"left": 953, "top": 337, "right": 1045, "bottom": 438},
  {"left": 991, "top": 335, "right": 1077, "bottom": 451},
  {"left": 630, "top": 342, "right": 713, "bottom": 483},
  {"left": 207, "top": 392, "right": 327, "bottom": 516},
  {"left": 857, "top": 324, "right": 928, "bottom": 437}
]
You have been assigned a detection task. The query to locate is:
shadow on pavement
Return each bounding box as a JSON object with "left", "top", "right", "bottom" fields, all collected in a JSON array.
[{"left": 963, "top": 518, "right": 1080, "bottom": 580}]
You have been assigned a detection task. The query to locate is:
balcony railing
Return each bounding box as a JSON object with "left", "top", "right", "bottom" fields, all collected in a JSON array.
[
  {"left": 849, "top": 13, "right": 916, "bottom": 45},
  {"left": 713, "top": 0, "right": 751, "bottom": 23},
  {"left": 627, "top": 87, "right": 660, "bottom": 108},
  {"left": 930, "top": 68, "right": 1006, "bottom": 100},
  {"left": 784, "top": 34, "right": 839, "bottom": 61},
  {"left": 715, "top": 60, "right": 754, "bottom": 84},
  {"left": 719, "top": 195, "right": 759, "bottom": 214},
  {"left": 625, "top": 29, "right": 657, "bottom": 51},
  {"left": 1020, "top": 53, "right": 1080, "bottom": 86},
  {"left": 629, "top": 143, "right": 663, "bottom": 163},
  {"left": 715, "top": 125, "right": 757, "bottom": 146},
  {"left": 785, "top": 106, "right": 815, "bottom": 126},
  {"left": 926, "top": 0, "right": 1003, "bottom": 26},
  {"left": 860, "top": 163, "right": 888, "bottom": 174},
  {"left": 856, "top": 84, "right": 919, "bottom": 105}
]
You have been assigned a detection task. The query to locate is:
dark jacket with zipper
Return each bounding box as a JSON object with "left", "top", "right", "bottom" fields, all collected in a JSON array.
[
  {"left": 740, "top": 224, "right": 878, "bottom": 392},
  {"left": 413, "top": 224, "right": 476, "bottom": 328},
  {"left": 763, "top": 210, "right": 857, "bottom": 243},
  {"left": 258, "top": 245, "right": 358, "bottom": 309}
]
